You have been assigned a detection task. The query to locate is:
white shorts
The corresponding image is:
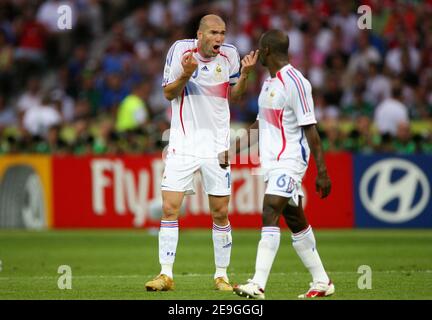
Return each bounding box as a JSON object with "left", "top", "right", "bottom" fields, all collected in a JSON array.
[
  {"left": 264, "top": 166, "right": 306, "bottom": 207},
  {"left": 161, "top": 153, "right": 231, "bottom": 196}
]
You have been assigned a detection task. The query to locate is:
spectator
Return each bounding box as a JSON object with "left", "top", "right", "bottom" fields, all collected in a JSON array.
[
  {"left": 347, "top": 30, "right": 381, "bottom": 74},
  {"left": 371, "top": 0, "right": 391, "bottom": 37},
  {"left": 35, "top": 124, "right": 69, "bottom": 154},
  {"left": 78, "top": 71, "right": 101, "bottom": 116},
  {"left": 376, "top": 132, "right": 395, "bottom": 153},
  {"left": 385, "top": 32, "right": 420, "bottom": 75},
  {"left": 350, "top": 115, "right": 379, "bottom": 153},
  {"left": 72, "top": 116, "right": 93, "bottom": 155},
  {"left": 97, "top": 72, "right": 129, "bottom": 114},
  {"left": 0, "top": 95, "right": 16, "bottom": 129},
  {"left": 365, "top": 62, "right": 391, "bottom": 105},
  {"left": 322, "top": 74, "right": 342, "bottom": 118},
  {"left": 342, "top": 87, "right": 374, "bottom": 120},
  {"left": 321, "top": 119, "right": 344, "bottom": 152},
  {"left": 124, "top": 6, "right": 150, "bottom": 43},
  {"left": 116, "top": 81, "right": 150, "bottom": 132},
  {"left": 67, "top": 44, "right": 89, "bottom": 97},
  {"left": 14, "top": 5, "right": 47, "bottom": 84},
  {"left": 330, "top": 1, "right": 359, "bottom": 52},
  {"left": 291, "top": 32, "right": 325, "bottom": 71},
  {"left": 420, "top": 133, "right": 432, "bottom": 154},
  {"left": 14, "top": 6, "right": 47, "bottom": 65},
  {"left": 102, "top": 39, "right": 133, "bottom": 74},
  {"left": 50, "top": 88, "right": 75, "bottom": 123},
  {"left": 0, "top": 30, "right": 14, "bottom": 94},
  {"left": 393, "top": 121, "right": 416, "bottom": 154},
  {"left": 93, "top": 118, "right": 121, "bottom": 155},
  {"left": 374, "top": 83, "right": 409, "bottom": 136},
  {"left": 16, "top": 76, "right": 42, "bottom": 124},
  {"left": 22, "top": 91, "right": 62, "bottom": 137},
  {"left": 76, "top": 0, "right": 104, "bottom": 38},
  {"left": 283, "top": 14, "right": 303, "bottom": 58}
]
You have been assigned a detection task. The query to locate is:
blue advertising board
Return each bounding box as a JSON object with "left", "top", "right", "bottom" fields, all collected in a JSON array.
[{"left": 354, "top": 155, "right": 432, "bottom": 228}]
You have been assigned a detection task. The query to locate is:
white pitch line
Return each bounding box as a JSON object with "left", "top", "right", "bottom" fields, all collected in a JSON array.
[{"left": 0, "top": 270, "right": 431, "bottom": 281}]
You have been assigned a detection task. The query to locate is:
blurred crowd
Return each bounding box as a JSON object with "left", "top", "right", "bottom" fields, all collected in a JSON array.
[{"left": 0, "top": 0, "right": 431, "bottom": 155}]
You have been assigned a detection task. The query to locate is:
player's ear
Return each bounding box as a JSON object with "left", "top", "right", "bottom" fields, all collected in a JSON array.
[
  {"left": 197, "top": 30, "right": 203, "bottom": 41},
  {"left": 258, "top": 47, "right": 267, "bottom": 61}
]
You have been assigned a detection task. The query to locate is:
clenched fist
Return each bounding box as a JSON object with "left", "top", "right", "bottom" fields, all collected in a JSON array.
[{"left": 181, "top": 51, "right": 198, "bottom": 77}]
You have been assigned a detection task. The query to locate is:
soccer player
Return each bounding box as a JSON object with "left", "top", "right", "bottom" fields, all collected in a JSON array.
[
  {"left": 230, "top": 30, "right": 334, "bottom": 299},
  {"left": 145, "top": 15, "right": 258, "bottom": 292}
]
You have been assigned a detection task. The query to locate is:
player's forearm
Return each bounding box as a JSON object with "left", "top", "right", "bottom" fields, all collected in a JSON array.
[
  {"left": 230, "top": 120, "right": 259, "bottom": 154},
  {"left": 163, "top": 73, "right": 192, "bottom": 101},
  {"left": 304, "top": 124, "right": 328, "bottom": 175},
  {"left": 230, "top": 73, "right": 249, "bottom": 102}
]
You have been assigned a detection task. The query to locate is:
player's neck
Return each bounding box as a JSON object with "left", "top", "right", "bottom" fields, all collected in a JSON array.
[
  {"left": 196, "top": 41, "right": 213, "bottom": 60},
  {"left": 268, "top": 58, "right": 289, "bottom": 78}
]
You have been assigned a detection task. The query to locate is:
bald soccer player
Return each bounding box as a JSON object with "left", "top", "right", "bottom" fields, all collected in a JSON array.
[{"left": 145, "top": 15, "right": 258, "bottom": 292}]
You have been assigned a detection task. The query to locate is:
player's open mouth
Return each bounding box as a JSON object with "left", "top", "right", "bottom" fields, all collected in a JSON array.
[{"left": 213, "top": 45, "right": 220, "bottom": 53}]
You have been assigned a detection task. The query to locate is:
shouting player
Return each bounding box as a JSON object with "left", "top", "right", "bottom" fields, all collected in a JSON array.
[
  {"left": 145, "top": 14, "right": 258, "bottom": 292},
  {"left": 231, "top": 30, "right": 334, "bottom": 299}
]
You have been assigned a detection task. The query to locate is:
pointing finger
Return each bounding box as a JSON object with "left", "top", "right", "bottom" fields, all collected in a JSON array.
[{"left": 252, "top": 50, "right": 259, "bottom": 62}]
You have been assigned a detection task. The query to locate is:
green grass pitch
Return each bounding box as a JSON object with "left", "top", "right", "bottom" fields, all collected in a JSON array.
[{"left": 0, "top": 229, "right": 431, "bottom": 300}]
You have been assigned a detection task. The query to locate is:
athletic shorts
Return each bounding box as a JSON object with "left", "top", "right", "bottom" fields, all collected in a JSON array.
[
  {"left": 161, "top": 153, "right": 231, "bottom": 196},
  {"left": 263, "top": 164, "right": 307, "bottom": 207}
]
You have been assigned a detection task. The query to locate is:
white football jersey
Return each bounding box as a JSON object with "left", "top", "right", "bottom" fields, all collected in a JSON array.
[
  {"left": 258, "top": 64, "right": 317, "bottom": 171},
  {"left": 162, "top": 39, "right": 240, "bottom": 158}
]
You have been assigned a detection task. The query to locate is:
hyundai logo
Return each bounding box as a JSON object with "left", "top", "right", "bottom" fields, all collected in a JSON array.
[{"left": 360, "top": 159, "right": 430, "bottom": 223}]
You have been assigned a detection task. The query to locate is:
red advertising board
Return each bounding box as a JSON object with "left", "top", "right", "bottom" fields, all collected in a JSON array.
[
  {"left": 52, "top": 153, "right": 354, "bottom": 229},
  {"left": 303, "top": 152, "right": 354, "bottom": 228}
]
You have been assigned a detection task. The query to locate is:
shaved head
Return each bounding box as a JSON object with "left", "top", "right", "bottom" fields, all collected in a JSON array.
[
  {"left": 260, "top": 30, "right": 289, "bottom": 57},
  {"left": 197, "top": 14, "right": 226, "bottom": 58},
  {"left": 198, "top": 14, "right": 225, "bottom": 31}
]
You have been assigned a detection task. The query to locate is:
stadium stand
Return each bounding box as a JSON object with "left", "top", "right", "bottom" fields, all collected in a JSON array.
[{"left": 0, "top": 0, "right": 431, "bottom": 155}]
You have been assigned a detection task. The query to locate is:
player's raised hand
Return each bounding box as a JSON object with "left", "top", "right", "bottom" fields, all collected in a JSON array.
[
  {"left": 316, "top": 172, "right": 331, "bottom": 198},
  {"left": 181, "top": 50, "right": 198, "bottom": 77},
  {"left": 241, "top": 50, "right": 259, "bottom": 76}
]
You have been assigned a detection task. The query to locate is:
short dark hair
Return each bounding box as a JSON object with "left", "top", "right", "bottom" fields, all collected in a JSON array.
[
  {"left": 392, "top": 84, "right": 402, "bottom": 99},
  {"left": 260, "top": 30, "right": 289, "bottom": 57}
]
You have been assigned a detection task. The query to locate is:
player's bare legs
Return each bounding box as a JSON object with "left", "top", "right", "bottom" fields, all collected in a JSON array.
[
  {"left": 282, "top": 198, "right": 334, "bottom": 298},
  {"left": 281, "top": 197, "right": 308, "bottom": 233},
  {"left": 145, "top": 191, "right": 184, "bottom": 291},
  {"left": 209, "top": 194, "right": 233, "bottom": 291},
  {"left": 161, "top": 190, "right": 185, "bottom": 221}
]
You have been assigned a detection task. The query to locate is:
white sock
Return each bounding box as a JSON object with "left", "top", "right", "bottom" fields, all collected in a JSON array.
[
  {"left": 158, "top": 220, "right": 179, "bottom": 279},
  {"left": 252, "top": 227, "right": 280, "bottom": 290},
  {"left": 292, "top": 225, "right": 329, "bottom": 284},
  {"left": 212, "top": 223, "right": 232, "bottom": 280}
]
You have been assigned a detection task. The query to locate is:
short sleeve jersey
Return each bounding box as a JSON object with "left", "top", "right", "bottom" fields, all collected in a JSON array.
[
  {"left": 258, "top": 64, "right": 317, "bottom": 170},
  {"left": 162, "top": 39, "right": 240, "bottom": 158}
]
